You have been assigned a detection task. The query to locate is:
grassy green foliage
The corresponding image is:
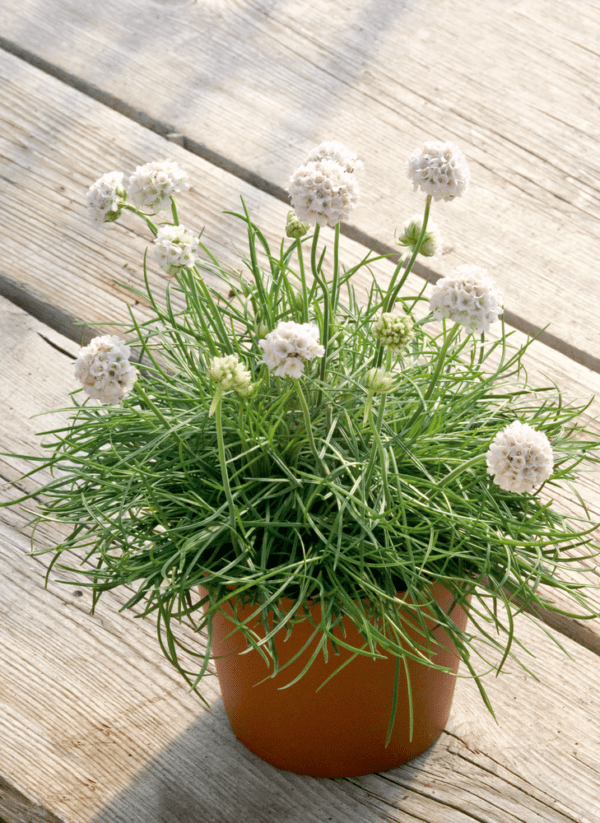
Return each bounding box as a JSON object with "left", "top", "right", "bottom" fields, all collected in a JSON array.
[{"left": 5, "top": 193, "right": 600, "bottom": 730}]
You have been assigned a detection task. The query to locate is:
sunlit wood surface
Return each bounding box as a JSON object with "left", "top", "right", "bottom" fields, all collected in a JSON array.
[{"left": 1, "top": 2, "right": 599, "bottom": 821}]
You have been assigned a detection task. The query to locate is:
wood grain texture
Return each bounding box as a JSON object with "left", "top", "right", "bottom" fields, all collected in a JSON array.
[
  {"left": 0, "top": 0, "right": 599, "bottom": 367},
  {"left": 1, "top": 303, "right": 600, "bottom": 823}
]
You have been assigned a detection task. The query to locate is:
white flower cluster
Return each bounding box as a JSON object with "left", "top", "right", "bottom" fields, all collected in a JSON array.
[
  {"left": 372, "top": 312, "right": 415, "bottom": 353},
  {"left": 87, "top": 160, "right": 189, "bottom": 226},
  {"left": 287, "top": 141, "right": 361, "bottom": 228},
  {"left": 486, "top": 421, "right": 554, "bottom": 493},
  {"left": 209, "top": 355, "right": 253, "bottom": 396},
  {"left": 74, "top": 335, "right": 137, "bottom": 404},
  {"left": 258, "top": 321, "right": 325, "bottom": 378},
  {"left": 396, "top": 215, "right": 442, "bottom": 258},
  {"left": 429, "top": 265, "right": 503, "bottom": 333},
  {"left": 86, "top": 171, "right": 126, "bottom": 226},
  {"left": 406, "top": 141, "right": 470, "bottom": 202},
  {"left": 152, "top": 224, "right": 200, "bottom": 275},
  {"left": 128, "top": 160, "right": 190, "bottom": 213}
]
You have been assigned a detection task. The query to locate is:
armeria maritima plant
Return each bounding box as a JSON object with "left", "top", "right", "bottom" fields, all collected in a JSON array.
[{"left": 4, "top": 141, "right": 600, "bottom": 742}]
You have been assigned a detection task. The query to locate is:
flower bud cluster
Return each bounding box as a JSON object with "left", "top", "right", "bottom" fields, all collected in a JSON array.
[
  {"left": 429, "top": 265, "right": 503, "bottom": 333},
  {"left": 288, "top": 141, "right": 361, "bottom": 228},
  {"left": 486, "top": 421, "right": 553, "bottom": 493},
  {"left": 396, "top": 215, "right": 442, "bottom": 257},
  {"left": 258, "top": 321, "right": 325, "bottom": 379},
  {"left": 406, "top": 141, "right": 470, "bottom": 202},
  {"left": 74, "top": 335, "right": 137, "bottom": 404},
  {"left": 209, "top": 355, "right": 253, "bottom": 396},
  {"left": 285, "top": 211, "right": 310, "bottom": 239},
  {"left": 372, "top": 312, "right": 415, "bottom": 353},
  {"left": 152, "top": 224, "right": 200, "bottom": 275},
  {"left": 364, "top": 368, "right": 394, "bottom": 393},
  {"left": 86, "top": 172, "right": 127, "bottom": 226}
]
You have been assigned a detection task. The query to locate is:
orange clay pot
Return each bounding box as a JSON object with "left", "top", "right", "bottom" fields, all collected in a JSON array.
[{"left": 200, "top": 583, "right": 469, "bottom": 777}]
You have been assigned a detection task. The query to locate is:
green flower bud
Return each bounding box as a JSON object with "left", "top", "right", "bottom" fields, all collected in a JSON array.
[
  {"left": 396, "top": 216, "right": 442, "bottom": 258},
  {"left": 372, "top": 312, "right": 414, "bottom": 353},
  {"left": 286, "top": 211, "right": 310, "bottom": 239},
  {"left": 364, "top": 368, "right": 394, "bottom": 393}
]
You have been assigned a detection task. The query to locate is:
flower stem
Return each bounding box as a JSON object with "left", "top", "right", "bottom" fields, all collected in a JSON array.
[
  {"left": 383, "top": 195, "right": 432, "bottom": 312},
  {"left": 170, "top": 196, "right": 180, "bottom": 226},
  {"left": 214, "top": 392, "right": 241, "bottom": 556},
  {"left": 296, "top": 238, "right": 309, "bottom": 323},
  {"left": 123, "top": 203, "right": 158, "bottom": 236},
  {"left": 404, "top": 322, "right": 460, "bottom": 435},
  {"left": 295, "top": 381, "right": 328, "bottom": 476}
]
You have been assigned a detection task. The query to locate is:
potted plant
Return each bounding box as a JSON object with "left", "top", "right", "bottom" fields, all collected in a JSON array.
[{"left": 4, "top": 142, "right": 599, "bottom": 777}]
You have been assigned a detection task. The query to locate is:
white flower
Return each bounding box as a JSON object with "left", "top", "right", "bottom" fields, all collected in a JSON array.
[
  {"left": 86, "top": 171, "right": 126, "bottom": 226},
  {"left": 304, "top": 141, "right": 363, "bottom": 174},
  {"left": 209, "top": 355, "right": 253, "bottom": 396},
  {"left": 288, "top": 143, "right": 361, "bottom": 227},
  {"left": 429, "top": 265, "right": 503, "bottom": 333},
  {"left": 396, "top": 215, "right": 442, "bottom": 258},
  {"left": 152, "top": 224, "right": 200, "bottom": 275},
  {"left": 406, "top": 141, "right": 470, "bottom": 202},
  {"left": 74, "top": 335, "right": 137, "bottom": 404},
  {"left": 258, "top": 321, "right": 325, "bottom": 378},
  {"left": 486, "top": 421, "right": 554, "bottom": 493},
  {"left": 128, "top": 160, "right": 189, "bottom": 213},
  {"left": 372, "top": 312, "right": 415, "bottom": 353}
]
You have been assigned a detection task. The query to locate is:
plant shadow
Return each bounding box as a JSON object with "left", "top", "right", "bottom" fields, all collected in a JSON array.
[{"left": 90, "top": 696, "right": 440, "bottom": 823}]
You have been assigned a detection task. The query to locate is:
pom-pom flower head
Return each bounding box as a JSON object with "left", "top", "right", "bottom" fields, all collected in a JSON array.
[
  {"left": 86, "top": 171, "right": 126, "bottom": 226},
  {"left": 74, "top": 335, "right": 137, "bottom": 405},
  {"left": 372, "top": 312, "right": 415, "bottom": 353},
  {"left": 429, "top": 265, "right": 503, "bottom": 334},
  {"left": 486, "top": 421, "right": 554, "bottom": 493},
  {"left": 128, "top": 160, "right": 189, "bottom": 213},
  {"left": 258, "top": 321, "right": 325, "bottom": 378},
  {"left": 152, "top": 224, "right": 200, "bottom": 275},
  {"left": 406, "top": 141, "right": 470, "bottom": 202},
  {"left": 288, "top": 142, "right": 361, "bottom": 227},
  {"left": 396, "top": 215, "right": 442, "bottom": 258}
]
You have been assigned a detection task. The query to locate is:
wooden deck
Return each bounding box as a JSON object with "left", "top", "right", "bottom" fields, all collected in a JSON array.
[{"left": 1, "top": 1, "right": 599, "bottom": 820}]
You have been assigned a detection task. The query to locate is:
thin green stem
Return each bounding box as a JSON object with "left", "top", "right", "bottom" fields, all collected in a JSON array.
[
  {"left": 295, "top": 237, "right": 309, "bottom": 322},
  {"left": 383, "top": 195, "right": 433, "bottom": 312},
  {"left": 214, "top": 392, "right": 240, "bottom": 557},
  {"left": 404, "top": 322, "right": 461, "bottom": 434},
  {"left": 295, "top": 381, "right": 328, "bottom": 476}
]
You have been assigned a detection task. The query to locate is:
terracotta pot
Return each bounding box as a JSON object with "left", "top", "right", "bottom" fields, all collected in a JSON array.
[{"left": 200, "top": 583, "right": 469, "bottom": 777}]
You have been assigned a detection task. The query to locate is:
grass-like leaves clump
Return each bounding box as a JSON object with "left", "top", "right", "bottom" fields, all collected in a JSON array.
[{"left": 5, "top": 191, "right": 600, "bottom": 736}]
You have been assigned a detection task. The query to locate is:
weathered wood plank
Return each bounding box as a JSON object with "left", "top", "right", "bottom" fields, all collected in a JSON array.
[
  {"left": 1, "top": 0, "right": 599, "bottom": 367},
  {"left": 0, "top": 49, "right": 599, "bottom": 646},
  {"left": 2, "top": 300, "right": 600, "bottom": 823}
]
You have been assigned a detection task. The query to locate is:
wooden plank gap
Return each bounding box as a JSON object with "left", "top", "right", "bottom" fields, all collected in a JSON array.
[{"left": 0, "top": 776, "right": 66, "bottom": 823}]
